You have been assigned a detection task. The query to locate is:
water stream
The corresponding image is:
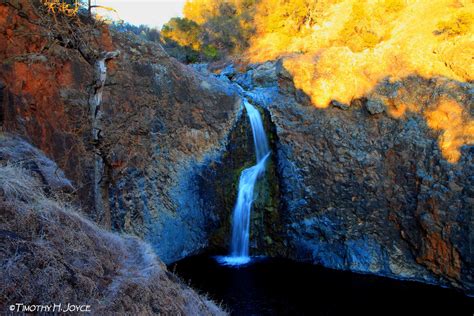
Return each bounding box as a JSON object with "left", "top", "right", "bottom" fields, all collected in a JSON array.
[{"left": 218, "top": 100, "right": 270, "bottom": 266}]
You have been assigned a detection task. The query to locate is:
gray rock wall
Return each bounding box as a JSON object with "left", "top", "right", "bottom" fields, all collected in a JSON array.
[{"left": 216, "top": 61, "right": 474, "bottom": 294}]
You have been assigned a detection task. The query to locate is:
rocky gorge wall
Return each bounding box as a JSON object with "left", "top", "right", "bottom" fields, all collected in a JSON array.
[
  {"left": 0, "top": 0, "right": 242, "bottom": 264},
  {"left": 212, "top": 61, "right": 473, "bottom": 294},
  {"left": 274, "top": 92, "right": 473, "bottom": 293}
]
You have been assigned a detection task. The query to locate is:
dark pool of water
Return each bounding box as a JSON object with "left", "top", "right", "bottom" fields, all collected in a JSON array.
[{"left": 169, "top": 255, "right": 473, "bottom": 316}]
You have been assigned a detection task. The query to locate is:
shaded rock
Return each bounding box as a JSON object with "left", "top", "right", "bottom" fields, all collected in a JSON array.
[
  {"left": 251, "top": 61, "right": 280, "bottom": 87},
  {"left": 219, "top": 64, "right": 236, "bottom": 78},
  {"left": 365, "top": 99, "right": 385, "bottom": 115},
  {"left": 214, "top": 60, "right": 474, "bottom": 295},
  {"left": 331, "top": 100, "right": 350, "bottom": 110},
  {"left": 244, "top": 87, "right": 279, "bottom": 108},
  {"left": 191, "top": 63, "right": 211, "bottom": 76},
  {"left": 233, "top": 70, "right": 254, "bottom": 90},
  {"left": 267, "top": 76, "right": 473, "bottom": 294}
]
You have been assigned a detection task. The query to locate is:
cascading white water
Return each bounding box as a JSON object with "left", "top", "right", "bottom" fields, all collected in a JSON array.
[{"left": 219, "top": 100, "right": 270, "bottom": 266}]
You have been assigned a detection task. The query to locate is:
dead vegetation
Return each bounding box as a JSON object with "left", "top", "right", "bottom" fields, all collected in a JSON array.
[{"left": 4, "top": 0, "right": 108, "bottom": 65}]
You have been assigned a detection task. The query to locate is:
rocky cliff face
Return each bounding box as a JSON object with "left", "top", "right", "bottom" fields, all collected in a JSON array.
[
  {"left": 272, "top": 89, "right": 472, "bottom": 292},
  {"left": 97, "top": 33, "right": 241, "bottom": 263},
  {"left": 212, "top": 61, "right": 473, "bottom": 294},
  {"left": 0, "top": 0, "right": 241, "bottom": 263}
]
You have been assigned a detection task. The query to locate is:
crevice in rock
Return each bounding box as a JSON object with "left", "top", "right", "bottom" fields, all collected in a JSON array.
[
  {"left": 197, "top": 102, "right": 285, "bottom": 257},
  {"left": 88, "top": 50, "right": 120, "bottom": 228}
]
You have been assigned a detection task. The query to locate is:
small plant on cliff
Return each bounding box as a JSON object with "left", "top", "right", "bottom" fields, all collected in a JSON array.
[
  {"left": 41, "top": 0, "right": 80, "bottom": 16},
  {"left": 40, "top": 0, "right": 119, "bottom": 23}
]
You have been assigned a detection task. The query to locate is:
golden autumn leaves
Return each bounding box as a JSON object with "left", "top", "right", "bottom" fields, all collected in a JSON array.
[{"left": 41, "top": 0, "right": 79, "bottom": 16}]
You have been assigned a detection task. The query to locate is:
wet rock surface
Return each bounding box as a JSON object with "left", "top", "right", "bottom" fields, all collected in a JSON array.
[{"left": 197, "top": 103, "right": 284, "bottom": 256}]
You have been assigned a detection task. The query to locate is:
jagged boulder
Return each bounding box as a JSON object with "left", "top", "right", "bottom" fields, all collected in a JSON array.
[{"left": 365, "top": 98, "right": 385, "bottom": 115}]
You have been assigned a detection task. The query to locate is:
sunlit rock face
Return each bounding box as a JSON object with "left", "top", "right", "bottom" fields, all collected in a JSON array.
[
  {"left": 217, "top": 61, "right": 473, "bottom": 294},
  {"left": 0, "top": 1, "right": 240, "bottom": 263}
]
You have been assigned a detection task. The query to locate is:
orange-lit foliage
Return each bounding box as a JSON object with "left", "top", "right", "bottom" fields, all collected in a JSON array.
[
  {"left": 184, "top": 0, "right": 256, "bottom": 25},
  {"left": 42, "top": 0, "right": 79, "bottom": 16},
  {"left": 184, "top": 0, "right": 221, "bottom": 24},
  {"left": 165, "top": 0, "right": 256, "bottom": 56},
  {"left": 247, "top": 0, "right": 474, "bottom": 163},
  {"left": 248, "top": 0, "right": 473, "bottom": 107},
  {"left": 174, "top": 0, "right": 473, "bottom": 162},
  {"left": 425, "top": 99, "right": 474, "bottom": 163},
  {"left": 162, "top": 17, "right": 201, "bottom": 50}
]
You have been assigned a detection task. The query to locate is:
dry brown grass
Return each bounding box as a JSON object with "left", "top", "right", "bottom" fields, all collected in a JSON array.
[
  {"left": 0, "top": 163, "right": 43, "bottom": 203},
  {"left": 0, "top": 161, "right": 225, "bottom": 315}
]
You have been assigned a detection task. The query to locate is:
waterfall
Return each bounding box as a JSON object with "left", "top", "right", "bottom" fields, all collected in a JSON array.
[{"left": 219, "top": 100, "right": 270, "bottom": 266}]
